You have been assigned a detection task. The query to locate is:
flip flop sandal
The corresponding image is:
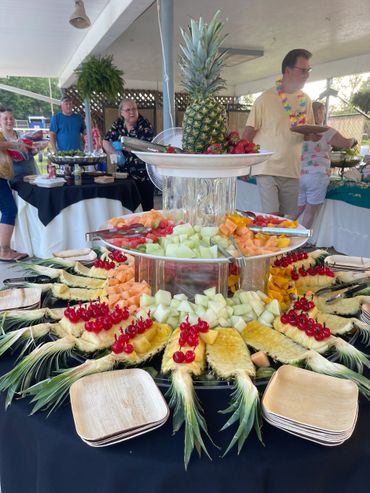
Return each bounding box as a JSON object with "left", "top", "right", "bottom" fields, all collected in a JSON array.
[{"left": 14, "top": 253, "right": 29, "bottom": 261}]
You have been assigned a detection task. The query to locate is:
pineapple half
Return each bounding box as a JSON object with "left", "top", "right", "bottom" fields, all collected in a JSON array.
[{"left": 179, "top": 11, "right": 228, "bottom": 153}]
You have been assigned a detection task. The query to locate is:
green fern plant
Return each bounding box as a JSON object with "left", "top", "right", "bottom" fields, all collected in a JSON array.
[{"left": 75, "top": 54, "right": 125, "bottom": 101}]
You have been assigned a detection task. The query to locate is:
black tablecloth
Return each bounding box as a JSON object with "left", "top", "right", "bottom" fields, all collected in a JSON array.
[
  {"left": 12, "top": 176, "right": 141, "bottom": 226},
  {"left": 0, "top": 352, "right": 369, "bottom": 493}
]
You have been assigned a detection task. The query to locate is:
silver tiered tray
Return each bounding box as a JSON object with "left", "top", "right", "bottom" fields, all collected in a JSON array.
[{"left": 48, "top": 153, "right": 107, "bottom": 166}]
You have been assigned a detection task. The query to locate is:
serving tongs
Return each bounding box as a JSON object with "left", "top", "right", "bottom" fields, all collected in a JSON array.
[
  {"left": 86, "top": 223, "right": 151, "bottom": 242},
  {"left": 315, "top": 277, "right": 370, "bottom": 303},
  {"left": 121, "top": 136, "right": 184, "bottom": 154},
  {"left": 248, "top": 226, "right": 311, "bottom": 237}
]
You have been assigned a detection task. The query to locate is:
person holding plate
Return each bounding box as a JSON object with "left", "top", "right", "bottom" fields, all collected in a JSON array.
[
  {"left": 0, "top": 108, "right": 41, "bottom": 183},
  {"left": 243, "top": 49, "right": 318, "bottom": 218},
  {"left": 296, "top": 101, "right": 358, "bottom": 230}
]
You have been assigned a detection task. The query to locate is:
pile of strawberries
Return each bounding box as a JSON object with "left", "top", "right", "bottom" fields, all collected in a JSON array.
[
  {"left": 165, "top": 131, "right": 259, "bottom": 155},
  {"left": 205, "top": 131, "right": 260, "bottom": 154}
]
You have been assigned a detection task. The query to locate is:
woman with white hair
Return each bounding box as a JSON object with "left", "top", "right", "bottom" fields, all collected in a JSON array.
[{"left": 103, "top": 98, "right": 155, "bottom": 211}]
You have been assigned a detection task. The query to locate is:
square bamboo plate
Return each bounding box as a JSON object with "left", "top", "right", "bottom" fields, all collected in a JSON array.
[
  {"left": 262, "top": 365, "right": 358, "bottom": 432},
  {"left": 0, "top": 287, "right": 42, "bottom": 312},
  {"left": 81, "top": 418, "right": 168, "bottom": 447},
  {"left": 70, "top": 368, "right": 169, "bottom": 442}
]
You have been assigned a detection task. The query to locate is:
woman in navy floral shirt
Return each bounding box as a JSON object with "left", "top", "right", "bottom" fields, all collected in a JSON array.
[{"left": 103, "top": 99, "right": 154, "bottom": 211}]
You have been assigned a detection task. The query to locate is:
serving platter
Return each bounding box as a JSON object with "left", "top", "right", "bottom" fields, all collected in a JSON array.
[
  {"left": 133, "top": 150, "right": 273, "bottom": 178},
  {"left": 290, "top": 124, "right": 329, "bottom": 135},
  {"left": 97, "top": 211, "right": 309, "bottom": 264}
]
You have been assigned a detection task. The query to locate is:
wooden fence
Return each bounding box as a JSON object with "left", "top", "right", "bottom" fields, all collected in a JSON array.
[{"left": 64, "top": 87, "right": 250, "bottom": 136}]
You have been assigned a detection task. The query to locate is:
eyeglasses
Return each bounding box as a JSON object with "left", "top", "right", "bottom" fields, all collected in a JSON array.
[{"left": 292, "top": 66, "right": 312, "bottom": 74}]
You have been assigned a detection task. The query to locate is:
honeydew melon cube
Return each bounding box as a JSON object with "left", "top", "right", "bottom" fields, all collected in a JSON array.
[
  {"left": 265, "top": 299, "right": 280, "bottom": 316},
  {"left": 199, "top": 246, "right": 212, "bottom": 259},
  {"left": 170, "top": 299, "right": 181, "bottom": 309},
  {"left": 193, "top": 225, "right": 201, "bottom": 233},
  {"left": 194, "top": 306, "right": 206, "bottom": 318},
  {"left": 173, "top": 223, "right": 194, "bottom": 236},
  {"left": 242, "top": 313, "right": 257, "bottom": 322},
  {"left": 169, "top": 308, "right": 180, "bottom": 317},
  {"left": 232, "top": 304, "right": 252, "bottom": 316},
  {"left": 218, "top": 317, "right": 231, "bottom": 327},
  {"left": 183, "top": 239, "right": 196, "bottom": 249},
  {"left": 153, "top": 304, "right": 171, "bottom": 323},
  {"left": 202, "top": 236, "right": 211, "bottom": 246},
  {"left": 190, "top": 233, "right": 201, "bottom": 242},
  {"left": 167, "top": 316, "right": 179, "bottom": 329},
  {"left": 200, "top": 226, "right": 219, "bottom": 238},
  {"left": 238, "top": 291, "right": 251, "bottom": 305},
  {"left": 145, "top": 244, "right": 164, "bottom": 256},
  {"left": 226, "top": 298, "right": 234, "bottom": 306},
  {"left": 203, "top": 287, "right": 217, "bottom": 297},
  {"left": 194, "top": 294, "right": 209, "bottom": 308},
  {"left": 165, "top": 244, "right": 195, "bottom": 258},
  {"left": 208, "top": 300, "right": 226, "bottom": 315},
  {"left": 173, "top": 293, "right": 188, "bottom": 301},
  {"left": 177, "top": 300, "right": 194, "bottom": 313},
  {"left": 135, "top": 308, "right": 151, "bottom": 320},
  {"left": 213, "top": 293, "right": 227, "bottom": 306},
  {"left": 140, "top": 294, "right": 156, "bottom": 307},
  {"left": 226, "top": 306, "right": 234, "bottom": 317},
  {"left": 155, "top": 290, "right": 172, "bottom": 306},
  {"left": 218, "top": 308, "right": 229, "bottom": 320},
  {"left": 179, "top": 233, "right": 190, "bottom": 242},
  {"left": 231, "top": 315, "right": 247, "bottom": 332},
  {"left": 256, "top": 290, "right": 268, "bottom": 301},
  {"left": 187, "top": 313, "right": 199, "bottom": 325},
  {"left": 258, "top": 310, "right": 275, "bottom": 326},
  {"left": 203, "top": 308, "right": 218, "bottom": 328},
  {"left": 232, "top": 294, "right": 241, "bottom": 305}
]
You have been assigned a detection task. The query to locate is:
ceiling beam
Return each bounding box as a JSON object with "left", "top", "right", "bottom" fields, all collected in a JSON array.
[{"left": 0, "top": 83, "right": 60, "bottom": 105}]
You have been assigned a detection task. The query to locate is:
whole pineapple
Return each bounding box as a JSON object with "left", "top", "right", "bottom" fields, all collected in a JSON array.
[{"left": 180, "top": 11, "right": 228, "bottom": 153}]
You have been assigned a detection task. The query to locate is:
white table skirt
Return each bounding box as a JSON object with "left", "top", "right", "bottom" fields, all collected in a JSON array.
[
  {"left": 11, "top": 194, "right": 133, "bottom": 258},
  {"left": 236, "top": 180, "right": 370, "bottom": 256}
]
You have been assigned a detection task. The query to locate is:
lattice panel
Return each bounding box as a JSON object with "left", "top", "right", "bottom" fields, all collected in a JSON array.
[{"left": 64, "top": 87, "right": 247, "bottom": 133}]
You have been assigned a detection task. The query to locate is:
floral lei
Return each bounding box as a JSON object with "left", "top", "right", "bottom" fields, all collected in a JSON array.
[{"left": 276, "top": 79, "right": 307, "bottom": 126}]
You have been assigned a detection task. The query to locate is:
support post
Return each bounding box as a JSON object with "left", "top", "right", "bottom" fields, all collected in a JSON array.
[{"left": 159, "top": 0, "right": 175, "bottom": 131}]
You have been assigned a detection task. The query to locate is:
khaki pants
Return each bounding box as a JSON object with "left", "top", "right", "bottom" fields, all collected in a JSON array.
[{"left": 256, "top": 175, "right": 299, "bottom": 218}]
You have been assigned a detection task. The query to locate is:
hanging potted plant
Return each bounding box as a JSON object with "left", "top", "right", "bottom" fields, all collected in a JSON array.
[
  {"left": 74, "top": 54, "right": 125, "bottom": 151},
  {"left": 75, "top": 54, "right": 125, "bottom": 101}
]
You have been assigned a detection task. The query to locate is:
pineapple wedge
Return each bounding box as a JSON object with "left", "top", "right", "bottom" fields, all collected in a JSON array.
[{"left": 206, "top": 328, "right": 261, "bottom": 455}]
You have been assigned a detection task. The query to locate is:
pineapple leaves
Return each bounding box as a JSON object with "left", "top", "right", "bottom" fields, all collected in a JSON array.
[
  {"left": 179, "top": 11, "right": 227, "bottom": 99},
  {"left": 219, "top": 373, "right": 263, "bottom": 456}
]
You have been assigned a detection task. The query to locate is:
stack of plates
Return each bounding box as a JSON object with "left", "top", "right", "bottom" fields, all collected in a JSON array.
[
  {"left": 0, "top": 287, "right": 42, "bottom": 312},
  {"left": 52, "top": 248, "right": 97, "bottom": 263},
  {"left": 262, "top": 365, "right": 359, "bottom": 446},
  {"left": 360, "top": 303, "right": 370, "bottom": 324},
  {"left": 70, "top": 369, "right": 169, "bottom": 447},
  {"left": 325, "top": 255, "right": 370, "bottom": 272},
  {"left": 33, "top": 176, "right": 66, "bottom": 188}
]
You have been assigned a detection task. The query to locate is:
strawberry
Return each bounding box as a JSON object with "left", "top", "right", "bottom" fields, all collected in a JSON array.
[
  {"left": 206, "top": 143, "right": 225, "bottom": 154},
  {"left": 166, "top": 146, "right": 177, "bottom": 153},
  {"left": 226, "top": 131, "right": 240, "bottom": 145},
  {"left": 231, "top": 141, "right": 247, "bottom": 154}
]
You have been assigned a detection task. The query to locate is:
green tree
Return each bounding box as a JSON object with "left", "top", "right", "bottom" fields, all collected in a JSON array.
[
  {"left": 0, "top": 76, "right": 60, "bottom": 119},
  {"left": 351, "top": 90, "right": 370, "bottom": 114}
]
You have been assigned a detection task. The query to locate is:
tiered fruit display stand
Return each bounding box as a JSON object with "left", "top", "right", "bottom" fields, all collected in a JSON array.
[{"left": 100, "top": 149, "right": 309, "bottom": 297}]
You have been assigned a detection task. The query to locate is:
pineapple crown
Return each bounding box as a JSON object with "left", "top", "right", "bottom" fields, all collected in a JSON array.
[{"left": 179, "top": 11, "right": 228, "bottom": 100}]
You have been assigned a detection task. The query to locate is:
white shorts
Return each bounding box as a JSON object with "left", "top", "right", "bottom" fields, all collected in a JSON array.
[{"left": 298, "top": 173, "right": 330, "bottom": 206}]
